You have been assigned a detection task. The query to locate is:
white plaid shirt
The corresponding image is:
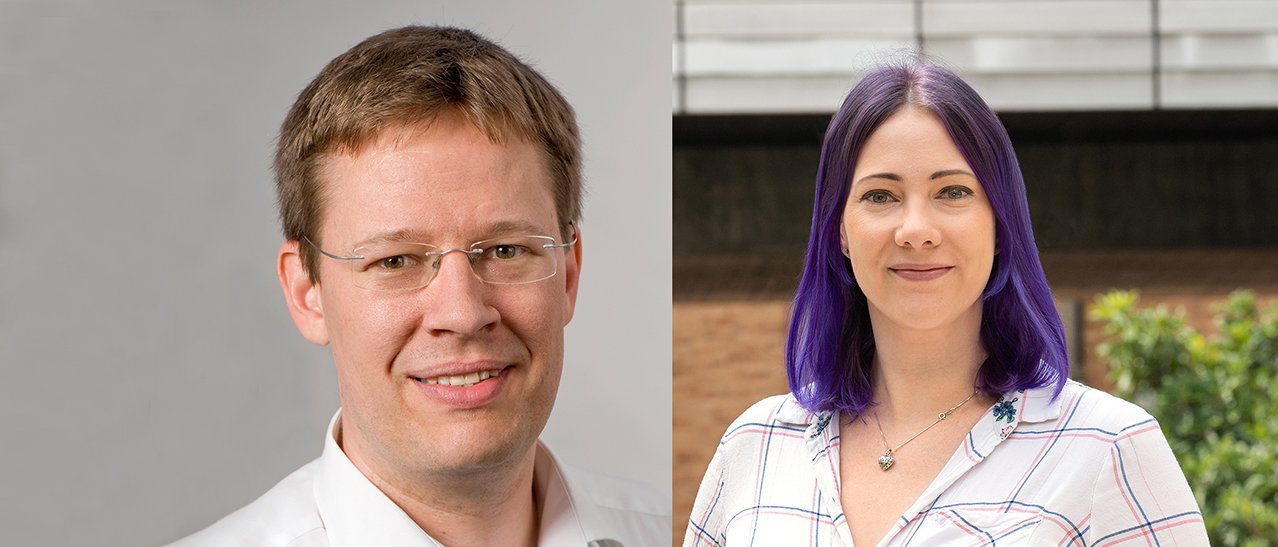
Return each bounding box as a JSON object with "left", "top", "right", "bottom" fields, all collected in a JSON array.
[{"left": 685, "top": 380, "right": 1207, "bottom": 546}]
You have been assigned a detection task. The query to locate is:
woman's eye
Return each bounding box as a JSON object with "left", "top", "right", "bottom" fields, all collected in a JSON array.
[
  {"left": 861, "top": 190, "right": 894, "bottom": 204},
  {"left": 941, "top": 186, "right": 973, "bottom": 200}
]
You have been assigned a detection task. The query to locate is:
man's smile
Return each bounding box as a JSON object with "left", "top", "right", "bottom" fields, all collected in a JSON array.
[
  {"left": 411, "top": 365, "right": 509, "bottom": 387},
  {"left": 406, "top": 363, "right": 515, "bottom": 408}
]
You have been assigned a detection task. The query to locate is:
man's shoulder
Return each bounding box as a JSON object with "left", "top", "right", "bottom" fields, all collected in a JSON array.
[
  {"left": 558, "top": 462, "right": 672, "bottom": 545},
  {"left": 168, "top": 459, "right": 327, "bottom": 547},
  {"left": 561, "top": 463, "right": 670, "bottom": 517}
]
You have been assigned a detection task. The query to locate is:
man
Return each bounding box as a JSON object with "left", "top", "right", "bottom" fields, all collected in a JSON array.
[{"left": 172, "top": 25, "right": 669, "bottom": 546}]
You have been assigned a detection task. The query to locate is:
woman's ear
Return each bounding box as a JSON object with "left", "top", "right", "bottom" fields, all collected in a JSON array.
[{"left": 839, "top": 225, "right": 850, "bottom": 258}]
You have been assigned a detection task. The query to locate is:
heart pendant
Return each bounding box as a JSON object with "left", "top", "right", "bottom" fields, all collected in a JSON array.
[{"left": 878, "top": 453, "right": 894, "bottom": 471}]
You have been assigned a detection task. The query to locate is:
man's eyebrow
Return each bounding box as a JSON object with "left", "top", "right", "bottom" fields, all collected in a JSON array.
[
  {"left": 352, "top": 228, "right": 432, "bottom": 248},
  {"left": 482, "top": 219, "right": 552, "bottom": 237},
  {"left": 351, "top": 220, "right": 554, "bottom": 247}
]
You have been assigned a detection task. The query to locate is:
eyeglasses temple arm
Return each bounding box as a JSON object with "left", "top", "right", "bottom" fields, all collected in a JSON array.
[
  {"left": 543, "top": 235, "right": 578, "bottom": 250},
  {"left": 301, "top": 235, "right": 364, "bottom": 261}
]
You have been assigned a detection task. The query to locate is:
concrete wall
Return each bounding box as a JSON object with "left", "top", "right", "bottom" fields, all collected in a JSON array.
[{"left": 675, "top": 0, "right": 1278, "bottom": 113}]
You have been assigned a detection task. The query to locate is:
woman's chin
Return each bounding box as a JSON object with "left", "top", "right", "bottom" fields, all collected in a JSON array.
[{"left": 869, "top": 300, "right": 982, "bottom": 333}]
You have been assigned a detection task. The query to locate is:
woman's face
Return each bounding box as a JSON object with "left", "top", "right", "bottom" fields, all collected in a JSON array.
[{"left": 841, "top": 106, "right": 996, "bottom": 333}]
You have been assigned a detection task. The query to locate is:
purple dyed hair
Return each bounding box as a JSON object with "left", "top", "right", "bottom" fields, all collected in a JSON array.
[{"left": 785, "top": 60, "right": 1068, "bottom": 416}]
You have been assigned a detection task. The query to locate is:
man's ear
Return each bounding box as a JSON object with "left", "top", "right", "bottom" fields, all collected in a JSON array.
[
  {"left": 561, "top": 225, "right": 582, "bottom": 326},
  {"left": 278, "top": 241, "right": 330, "bottom": 346}
]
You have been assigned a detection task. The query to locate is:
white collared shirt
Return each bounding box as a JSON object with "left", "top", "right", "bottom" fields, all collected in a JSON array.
[
  {"left": 684, "top": 380, "right": 1208, "bottom": 546},
  {"left": 172, "top": 411, "right": 670, "bottom": 547}
]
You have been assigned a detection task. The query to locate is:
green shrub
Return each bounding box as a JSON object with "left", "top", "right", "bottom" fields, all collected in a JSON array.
[{"left": 1091, "top": 290, "right": 1278, "bottom": 546}]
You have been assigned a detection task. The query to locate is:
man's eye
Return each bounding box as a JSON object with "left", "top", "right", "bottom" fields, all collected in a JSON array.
[
  {"left": 375, "top": 255, "right": 413, "bottom": 270},
  {"left": 941, "top": 186, "right": 973, "bottom": 200},
  {"left": 861, "top": 190, "right": 894, "bottom": 204},
  {"left": 489, "top": 244, "right": 526, "bottom": 260}
]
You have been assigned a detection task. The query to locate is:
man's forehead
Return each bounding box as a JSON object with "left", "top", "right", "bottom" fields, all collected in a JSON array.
[
  {"left": 314, "top": 137, "right": 558, "bottom": 247},
  {"left": 316, "top": 118, "right": 550, "bottom": 193},
  {"left": 326, "top": 110, "right": 534, "bottom": 157}
]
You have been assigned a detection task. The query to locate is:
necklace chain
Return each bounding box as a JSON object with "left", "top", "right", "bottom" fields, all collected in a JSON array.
[{"left": 872, "top": 389, "right": 979, "bottom": 471}]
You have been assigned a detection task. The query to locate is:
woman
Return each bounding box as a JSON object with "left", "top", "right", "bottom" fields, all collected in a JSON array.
[{"left": 683, "top": 60, "right": 1207, "bottom": 546}]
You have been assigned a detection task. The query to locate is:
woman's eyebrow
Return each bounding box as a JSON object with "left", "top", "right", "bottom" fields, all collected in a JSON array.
[
  {"left": 854, "top": 172, "right": 902, "bottom": 185},
  {"left": 854, "top": 169, "right": 974, "bottom": 186},
  {"left": 931, "top": 169, "right": 976, "bottom": 180}
]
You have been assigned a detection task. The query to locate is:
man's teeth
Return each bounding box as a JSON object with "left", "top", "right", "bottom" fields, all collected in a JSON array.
[{"left": 417, "top": 368, "right": 502, "bottom": 387}]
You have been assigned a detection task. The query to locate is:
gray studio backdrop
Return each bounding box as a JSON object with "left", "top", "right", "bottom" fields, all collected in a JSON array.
[{"left": 0, "top": 1, "right": 671, "bottom": 545}]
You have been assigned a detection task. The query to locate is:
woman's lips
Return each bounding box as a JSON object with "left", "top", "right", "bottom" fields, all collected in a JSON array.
[{"left": 889, "top": 265, "right": 953, "bottom": 281}]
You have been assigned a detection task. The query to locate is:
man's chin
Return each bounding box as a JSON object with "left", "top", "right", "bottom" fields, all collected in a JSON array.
[{"left": 412, "top": 430, "right": 539, "bottom": 477}]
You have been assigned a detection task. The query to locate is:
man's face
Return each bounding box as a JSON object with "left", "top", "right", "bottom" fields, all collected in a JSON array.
[{"left": 285, "top": 111, "right": 580, "bottom": 480}]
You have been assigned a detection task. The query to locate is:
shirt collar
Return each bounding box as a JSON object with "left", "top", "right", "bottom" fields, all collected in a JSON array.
[
  {"left": 314, "top": 410, "right": 441, "bottom": 547},
  {"left": 532, "top": 438, "right": 592, "bottom": 545},
  {"left": 313, "top": 409, "right": 599, "bottom": 547},
  {"left": 773, "top": 393, "right": 821, "bottom": 425},
  {"left": 773, "top": 381, "right": 1066, "bottom": 426},
  {"left": 1007, "top": 381, "right": 1068, "bottom": 425}
]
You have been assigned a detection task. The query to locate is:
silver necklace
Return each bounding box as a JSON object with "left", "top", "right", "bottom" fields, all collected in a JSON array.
[{"left": 873, "top": 389, "right": 979, "bottom": 471}]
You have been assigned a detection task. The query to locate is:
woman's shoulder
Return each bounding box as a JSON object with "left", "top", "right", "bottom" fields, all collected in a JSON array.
[
  {"left": 724, "top": 393, "right": 815, "bottom": 429},
  {"left": 1048, "top": 384, "right": 1208, "bottom": 542},
  {"left": 1053, "top": 379, "right": 1158, "bottom": 434},
  {"left": 713, "top": 393, "right": 821, "bottom": 448}
]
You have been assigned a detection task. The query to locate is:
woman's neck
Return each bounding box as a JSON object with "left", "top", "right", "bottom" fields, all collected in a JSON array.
[{"left": 867, "top": 304, "right": 988, "bottom": 425}]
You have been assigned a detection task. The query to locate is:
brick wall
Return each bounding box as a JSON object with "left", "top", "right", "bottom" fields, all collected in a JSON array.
[{"left": 672, "top": 251, "right": 1278, "bottom": 545}]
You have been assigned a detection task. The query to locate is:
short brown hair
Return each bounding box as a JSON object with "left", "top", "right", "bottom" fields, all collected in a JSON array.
[{"left": 274, "top": 25, "right": 582, "bottom": 281}]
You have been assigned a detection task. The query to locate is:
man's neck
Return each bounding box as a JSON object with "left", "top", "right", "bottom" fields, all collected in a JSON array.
[{"left": 338, "top": 421, "right": 540, "bottom": 547}]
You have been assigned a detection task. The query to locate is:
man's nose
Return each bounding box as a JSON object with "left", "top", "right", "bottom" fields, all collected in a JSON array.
[
  {"left": 419, "top": 250, "right": 499, "bottom": 336},
  {"left": 894, "top": 201, "right": 942, "bottom": 248}
]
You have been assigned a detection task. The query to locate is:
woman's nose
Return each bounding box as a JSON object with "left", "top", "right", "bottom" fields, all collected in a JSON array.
[{"left": 894, "top": 201, "right": 941, "bottom": 249}]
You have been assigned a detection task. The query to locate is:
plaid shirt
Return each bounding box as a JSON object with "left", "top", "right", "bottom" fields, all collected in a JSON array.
[{"left": 684, "top": 380, "right": 1207, "bottom": 546}]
